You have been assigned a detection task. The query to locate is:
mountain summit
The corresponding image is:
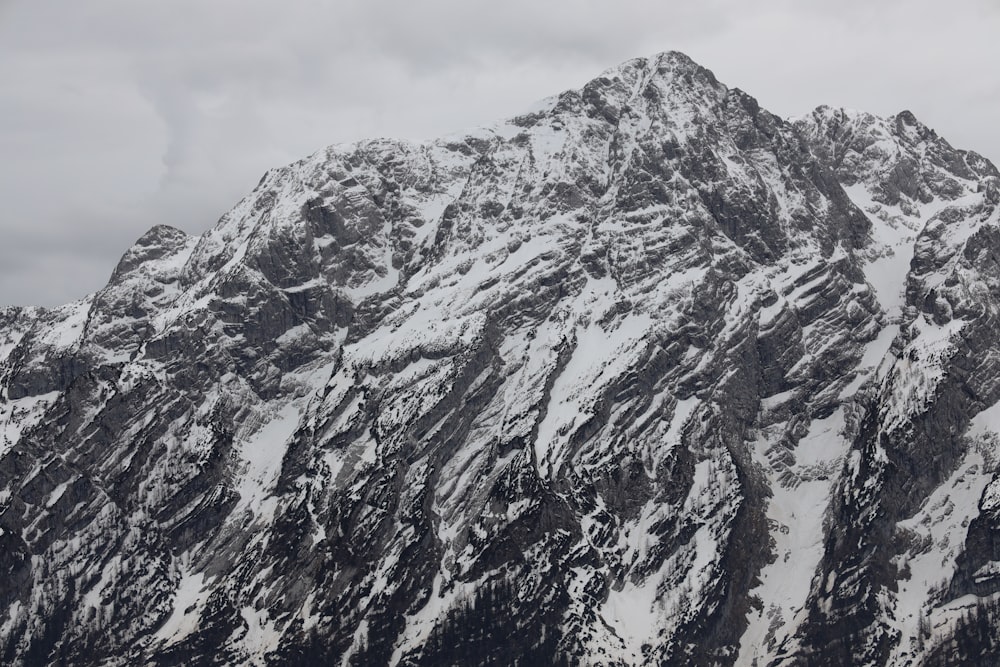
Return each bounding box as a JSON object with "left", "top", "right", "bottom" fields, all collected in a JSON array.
[{"left": 2, "top": 51, "right": 1000, "bottom": 666}]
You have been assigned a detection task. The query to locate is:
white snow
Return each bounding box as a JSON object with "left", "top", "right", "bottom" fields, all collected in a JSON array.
[
  {"left": 601, "top": 562, "right": 669, "bottom": 663},
  {"left": 0, "top": 391, "right": 60, "bottom": 457},
  {"left": 239, "top": 605, "right": 283, "bottom": 665},
  {"left": 82, "top": 556, "right": 117, "bottom": 611},
  {"left": 340, "top": 217, "right": 400, "bottom": 300},
  {"left": 0, "top": 601, "right": 23, "bottom": 647},
  {"left": 844, "top": 182, "right": 984, "bottom": 325},
  {"left": 4, "top": 53, "right": 997, "bottom": 667},
  {"left": 881, "top": 316, "right": 965, "bottom": 434},
  {"left": 665, "top": 395, "right": 698, "bottom": 437},
  {"left": 45, "top": 480, "right": 71, "bottom": 508},
  {"left": 233, "top": 403, "right": 303, "bottom": 520},
  {"left": 533, "top": 306, "right": 651, "bottom": 479},
  {"left": 839, "top": 324, "right": 900, "bottom": 399},
  {"left": 388, "top": 572, "right": 477, "bottom": 666},
  {"left": 889, "top": 448, "right": 993, "bottom": 664},
  {"left": 38, "top": 299, "right": 92, "bottom": 349},
  {"left": 155, "top": 571, "right": 208, "bottom": 644},
  {"left": 739, "top": 408, "right": 850, "bottom": 665},
  {"left": 844, "top": 183, "right": 922, "bottom": 320},
  {"left": 600, "top": 455, "right": 735, "bottom": 660}
]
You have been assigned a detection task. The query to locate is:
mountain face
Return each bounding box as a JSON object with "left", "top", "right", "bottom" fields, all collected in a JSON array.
[{"left": 2, "top": 51, "right": 1000, "bottom": 666}]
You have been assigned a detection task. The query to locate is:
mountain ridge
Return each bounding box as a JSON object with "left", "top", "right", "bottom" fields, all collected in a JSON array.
[{"left": 2, "top": 50, "right": 1000, "bottom": 666}]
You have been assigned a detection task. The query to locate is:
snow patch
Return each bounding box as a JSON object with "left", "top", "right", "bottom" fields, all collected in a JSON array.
[
  {"left": 155, "top": 571, "right": 208, "bottom": 644},
  {"left": 233, "top": 403, "right": 303, "bottom": 520},
  {"left": 739, "top": 408, "right": 850, "bottom": 664}
]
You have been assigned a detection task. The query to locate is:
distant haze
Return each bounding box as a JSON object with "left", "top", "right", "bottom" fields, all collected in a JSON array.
[{"left": 1, "top": 0, "right": 997, "bottom": 306}]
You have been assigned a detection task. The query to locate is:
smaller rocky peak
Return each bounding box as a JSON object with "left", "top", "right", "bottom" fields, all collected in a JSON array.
[
  {"left": 0, "top": 306, "right": 41, "bottom": 355},
  {"left": 109, "top": 225, "right": 195, "bottom": 283},
  {"left": 890, "top": 109, "right": 940, "bottom": 147},
  {"left": 801, "top": 106, "right": 952, "bottom": 167},
  {"left": 894, "top": 108, "right": 920, "bottom": 127},
  {"left": 795, "top": 105, "right": 926, "bottom": 190},
  {"left": 83, "top": 225, "right": 199, "bottom": 354},
  {"left": 796, "top": 105, "right": 882, "bottom": 140},
  {"left": 0, "top": 304, "right": 42, "bottom": 328},
  {"left": 0, "top": 305, "right": 24, "bottom": 326},
  {"left": 893, "top": 111, "right": 1000, "bottom": 184},
  {"left": 132, "top": 223, "right": 189, "bottom": 248}
]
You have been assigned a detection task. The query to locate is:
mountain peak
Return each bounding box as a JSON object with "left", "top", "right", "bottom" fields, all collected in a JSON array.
[
  {"left": 602, "top": 49, "right": 717, "bottom": 80},
  {"left": 109, "top": 224, "right": 193, "bottom": 281},
  {"left": 589, "top": 49, "right": 727, "bottom": 104},
  {"left": 3, "top": 52, "right": 1000, "bottom": 667}
]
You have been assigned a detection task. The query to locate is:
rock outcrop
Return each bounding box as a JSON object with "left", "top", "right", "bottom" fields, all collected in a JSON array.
[{"left": 2, "top": 51, "right": 999, "bottom": 666}]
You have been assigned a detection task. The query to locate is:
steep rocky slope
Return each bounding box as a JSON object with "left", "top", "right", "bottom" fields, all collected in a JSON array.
[{"left": 2, "top": 51, "right": 1000, "bottom": 666}]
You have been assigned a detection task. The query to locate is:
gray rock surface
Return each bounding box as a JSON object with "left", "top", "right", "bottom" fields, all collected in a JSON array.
[{"left": 1, "top": 51, "right": 999, "bottom": 666}]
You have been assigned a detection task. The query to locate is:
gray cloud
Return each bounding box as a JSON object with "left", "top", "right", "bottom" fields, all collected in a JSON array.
[{"left": 1, "top": 0, "right": 997, "bottom": 306}]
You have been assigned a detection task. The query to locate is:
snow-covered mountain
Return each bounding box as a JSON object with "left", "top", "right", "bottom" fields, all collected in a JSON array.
[{"left": 2, "top": 51, "right": 1000, "bottom": 666}]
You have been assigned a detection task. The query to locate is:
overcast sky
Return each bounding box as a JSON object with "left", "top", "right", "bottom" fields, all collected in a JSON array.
[{"left": 2, "top": 0, "right": 998, "bottom": 307}]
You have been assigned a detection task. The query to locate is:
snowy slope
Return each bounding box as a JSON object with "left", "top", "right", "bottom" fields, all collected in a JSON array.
[{"left": 1, "top": 51, "right": 999, "bottom": 666}]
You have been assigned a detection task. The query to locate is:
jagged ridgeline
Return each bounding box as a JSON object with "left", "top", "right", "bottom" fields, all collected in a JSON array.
[{"left": 2, "top": 51, "right": 1000, "bottom": 666}]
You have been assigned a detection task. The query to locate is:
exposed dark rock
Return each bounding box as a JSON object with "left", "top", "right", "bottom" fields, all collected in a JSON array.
[{"left": 1, "top": 50, "right": 999, "bottom": 667}]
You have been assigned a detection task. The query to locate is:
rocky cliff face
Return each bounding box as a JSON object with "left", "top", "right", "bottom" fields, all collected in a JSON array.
[{"left": 2, "top": 51, "right": 1000, "bottom": 666}]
